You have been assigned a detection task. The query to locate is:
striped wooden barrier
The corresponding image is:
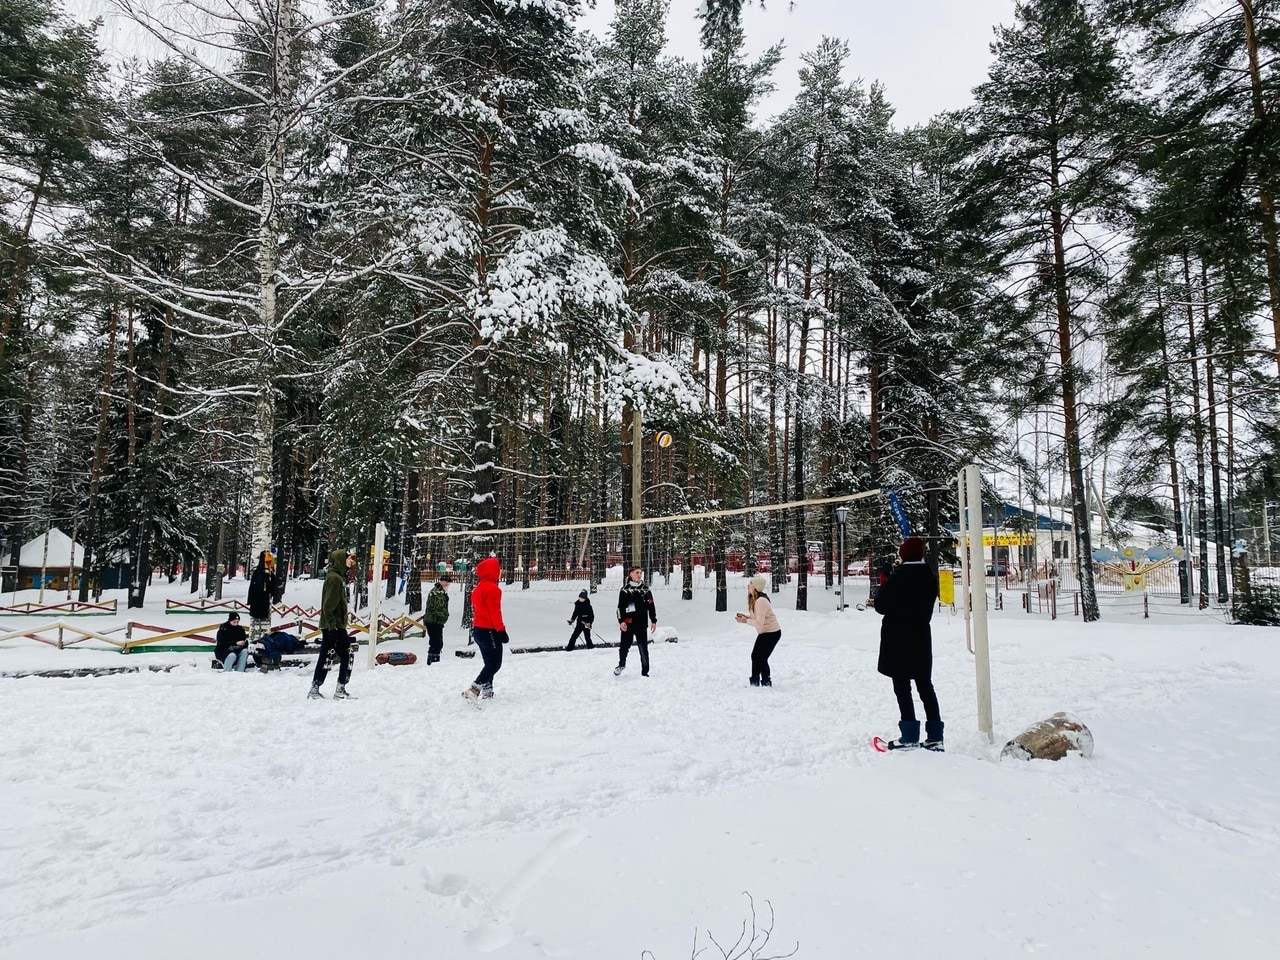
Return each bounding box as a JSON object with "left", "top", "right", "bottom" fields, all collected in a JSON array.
[
  {"left": 164, "top": 598, "right": 365, "bottom": 621},
  {"left": 0, "top": 612, "right": 426, "bottom": 655},
  {"left": 0, "top": 620, "right": 129, "bottom": 650},
  {"left": 0, "top": 599, "right": 118, "bottom": 616}
]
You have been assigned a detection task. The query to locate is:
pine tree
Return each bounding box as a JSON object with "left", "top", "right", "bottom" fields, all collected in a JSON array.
[
  {"left": 962, "top": 0, "right": 1136, "bottom": 621},
  {"left": 0, "top": 0, "right": 107, "bottom": 565}
]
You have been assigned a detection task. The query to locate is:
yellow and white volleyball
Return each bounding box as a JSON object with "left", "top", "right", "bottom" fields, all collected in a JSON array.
[{"left": 655, "top": 430, "right": 673, "bottom": 448}]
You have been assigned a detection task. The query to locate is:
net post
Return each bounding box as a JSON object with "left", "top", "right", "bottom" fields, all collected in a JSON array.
[
  {"left": 964, "top": 466, "right": 993, "bottom": 742},
  {"left": 367, "top": 522, "right": 386, "bottom": 670}
]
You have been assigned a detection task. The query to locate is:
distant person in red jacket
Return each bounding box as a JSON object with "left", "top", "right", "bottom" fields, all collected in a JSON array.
[{"left": 463, "top": 556, "right": 508, "bottom": 701}]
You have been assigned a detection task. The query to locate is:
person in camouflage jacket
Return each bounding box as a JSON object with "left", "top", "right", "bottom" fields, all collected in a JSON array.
[
  {"left": 309, "top": 548, "right": 355, "bottom": 699},
  {"left": 423, "top": 574, "right": 452, "bottom": 664}
]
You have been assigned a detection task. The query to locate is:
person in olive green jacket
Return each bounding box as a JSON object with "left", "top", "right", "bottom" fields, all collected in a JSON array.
[
  {"left": 310, "top": 548, "right": 355, "bottom": 700},
  {"left": 423, "top": 574, "right": 452, "bottom": 663}
]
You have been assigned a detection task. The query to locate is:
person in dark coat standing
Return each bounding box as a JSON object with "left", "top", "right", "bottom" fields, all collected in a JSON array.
[
  {"left": 464, "top": 556, "right": 508, "bottom": 701},
  {"left": 614, "top": 567, "right": 657, "bottom": 677},
  {"left": 423, "top": 574, "right": 452, "bottom": 664},
  {"left": 310, "top": 548, "right": 355, "bottom": 700},
  {"left": 874, "top": 536, "right": 943, "bottom": 750},
  {"left": 565, "top": 589, "right": 595, "bottom": 650},
  {"left": 247, "top": 549, "right": 276, "bottom": 651},
  {"left": 214, "top": 612, "right": 249, "bottom": 672}
]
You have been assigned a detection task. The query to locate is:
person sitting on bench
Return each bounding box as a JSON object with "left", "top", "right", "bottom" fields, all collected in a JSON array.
[{"left": 214, "top": 613, "right": 249, "bottom": 672}]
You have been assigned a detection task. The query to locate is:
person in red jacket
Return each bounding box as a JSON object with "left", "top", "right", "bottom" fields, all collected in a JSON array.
[{"left": 464, "top": 555, "right": 508, "bottom": 701}]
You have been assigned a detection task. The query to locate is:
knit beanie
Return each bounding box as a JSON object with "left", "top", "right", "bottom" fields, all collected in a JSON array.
[
  {"left": 749, "top": 573, "right": 769, "bottom": 593},
  {"left": 898, "top": 536, "right": 926, "bottom": 562}
]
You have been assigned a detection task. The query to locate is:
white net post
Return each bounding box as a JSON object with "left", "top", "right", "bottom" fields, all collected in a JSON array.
[
  {"left": 367, "top": 522, "right": 386, "bottom": 669},
  {"left": 963, "top": 465, "right": 993, "bottom": 742}
]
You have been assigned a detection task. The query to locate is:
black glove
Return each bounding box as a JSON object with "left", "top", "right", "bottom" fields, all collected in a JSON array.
[{"left": 497, "top": 630, "right": 509, "bottom": 644}]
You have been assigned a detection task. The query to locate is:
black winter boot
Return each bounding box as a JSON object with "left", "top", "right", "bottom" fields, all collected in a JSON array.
[
  {"left": 888, "top": 720, "right": 922, "bottom": 750},
  {"left": 923, "top": 720, "right": 945, "bottom": 752}
]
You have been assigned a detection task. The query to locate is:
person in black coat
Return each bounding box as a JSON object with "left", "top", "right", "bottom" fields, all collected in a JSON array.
[
  {"left": 247, "top": 550, "right": 276, "bottom": 648},
  {"left": 614, "top": 567, "right": 657, "bottom": 676},
  {"left": 565, "top": 590, "right": 595, "bottom": 650},
  {"left": 214, "top": 613, "right": 249, "bottom": 672},
  {"left": 874, "top": 536, "right": 943, "bottom": 750}
]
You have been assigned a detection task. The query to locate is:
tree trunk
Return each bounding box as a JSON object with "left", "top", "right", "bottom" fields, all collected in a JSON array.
[
  {"left": 0, "top": 161, "right": 48, "bottom": 360},
  {"left": 1049, "top": 199, "right": 1099, "bottom": 621},
  {"left": 79, "top": 300, "right": 121, "bottom": 601},
  {"left": 249, "top": 0, "right": 298, "bottom": 565},
  {"left": 1199, "top": 265, "right": 1230, "bottom": 603},
  {"left": 1183, "top": 251, "right": 1211, "bottom": 608},
  {"left": 1155, "top": 272, "right": 1190, "bottom": 604},
  {"left": 1239, "top": 0, "right": 1280, "bottom": 377}
]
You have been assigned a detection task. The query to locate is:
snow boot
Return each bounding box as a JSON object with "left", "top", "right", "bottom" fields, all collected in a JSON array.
[
  {"left": 334, "top": 683, "right": 355, "bottom": 700},
  {"left": 923, "top": 720, "right": 945, "bottom": 752},
  {"left": 308, "top": 684, "right": 325, "bottom": 700},
  {"left": 462, "top": 683, "right": 481, "bottom": 702},
  {"left": 613, "top": 664, "right": 625, "bottom": 676},
  {"left": 750, "top": 676, "right": 760, "bottom": 687},
  {"left": 761, "top": 677, "right": 772, "bottom": 687},
  {"left": 481, "top": 684, "right": 494, "bottom": 700},
  {"left": 426, "top": 654, "right": 440, "bottom": 664},
  {"left": 888, "top": 720, "right": 922, "bottom": 750}
]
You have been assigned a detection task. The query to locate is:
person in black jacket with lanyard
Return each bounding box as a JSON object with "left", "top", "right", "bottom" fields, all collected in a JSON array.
[
  {"left": 873, "top": 536, "right": 943, "bottom": 751},
  {"left": 614, "top": 567, "right": 657, "bottom": 676}
]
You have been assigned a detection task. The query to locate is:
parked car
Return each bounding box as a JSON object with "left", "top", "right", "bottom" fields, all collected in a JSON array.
[{"left": 986, "top": 561, "right": 1010, "bottom": 577}]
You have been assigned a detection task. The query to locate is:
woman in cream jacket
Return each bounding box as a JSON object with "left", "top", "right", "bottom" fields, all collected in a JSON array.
[{"left": 735, "top": 574, "right": 782, "bottom": 686}]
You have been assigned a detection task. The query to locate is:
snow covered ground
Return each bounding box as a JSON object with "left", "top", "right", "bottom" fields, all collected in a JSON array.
[{"left": 1, "top": 572, "right": 1277, "bottom": 958}]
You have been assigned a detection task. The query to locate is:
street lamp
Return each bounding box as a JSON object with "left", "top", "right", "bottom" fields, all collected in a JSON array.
[{"left": 836, "top": 505, "right": 849, "bottom": 610}]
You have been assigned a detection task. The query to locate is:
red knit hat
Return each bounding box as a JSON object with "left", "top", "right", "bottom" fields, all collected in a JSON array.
[{"left": 898, "top": 536, "right": 926, "bottom": 562}]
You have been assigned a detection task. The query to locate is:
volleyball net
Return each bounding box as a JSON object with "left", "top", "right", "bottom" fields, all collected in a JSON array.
[{"left": 412, "top": 491, "right": 888, "bottom": 612}]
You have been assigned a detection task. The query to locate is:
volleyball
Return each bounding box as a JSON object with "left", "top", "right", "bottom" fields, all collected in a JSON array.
[{"left": 656, "top": 430, "right": 673, "bottom": 448}]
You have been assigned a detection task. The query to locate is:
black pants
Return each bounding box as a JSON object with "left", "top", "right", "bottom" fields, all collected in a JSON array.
[
  {"left": 313, "top": 629, "right": 351, "bottom": 687},
  {"left": 750, "top": 630, "right": 781, "bottom": 683},
  {"left": 618, "top": 624, "right": 649, "bottom": 675},
  {"left": 426, "top": 623, "right": 444, "bottom": 659},
  {"left": 473, "top": 627, "right": 503, "bottom": 688},
  {"left": 893, "top": 675, "right": 941, "bottom": 723},
  {"left": 567, "top": 621, "right": 594, "bottom": 649}
]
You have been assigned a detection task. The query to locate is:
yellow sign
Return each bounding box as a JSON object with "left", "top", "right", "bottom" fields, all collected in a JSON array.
[
  {"left": 938, "top": 569, "right": 955, "bottom": 606},
  {"left": 981, "top": 533, "right": 1034, "bottom": 547}
]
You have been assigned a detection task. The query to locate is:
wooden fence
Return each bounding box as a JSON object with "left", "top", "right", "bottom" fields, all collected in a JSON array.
[
  {"left": 0, "top": 599, "right": 118, "bottom": 616},
  {"left": 0, "top": 613, "right": 427, "bottom": 654},
  {"left": 165, "top": 597, "right": 318, "bottom": 618}
]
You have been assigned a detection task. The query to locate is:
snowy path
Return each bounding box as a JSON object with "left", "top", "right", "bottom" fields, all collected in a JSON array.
[{"left": 1, "top": 579, "right": 1277, "bottom": 957}]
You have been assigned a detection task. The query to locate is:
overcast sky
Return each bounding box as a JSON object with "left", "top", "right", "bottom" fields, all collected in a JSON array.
[
  {"left": 578, "top": 0, "right": 1019, "bottom": 127},
  {"left": 73, "top": 0, "right": 1018, "bottom": 128}
]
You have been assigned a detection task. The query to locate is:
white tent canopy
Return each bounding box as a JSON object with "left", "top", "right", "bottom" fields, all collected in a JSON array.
[{"left": 18, "top": 528, "right": 88, "bottom": 569}]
